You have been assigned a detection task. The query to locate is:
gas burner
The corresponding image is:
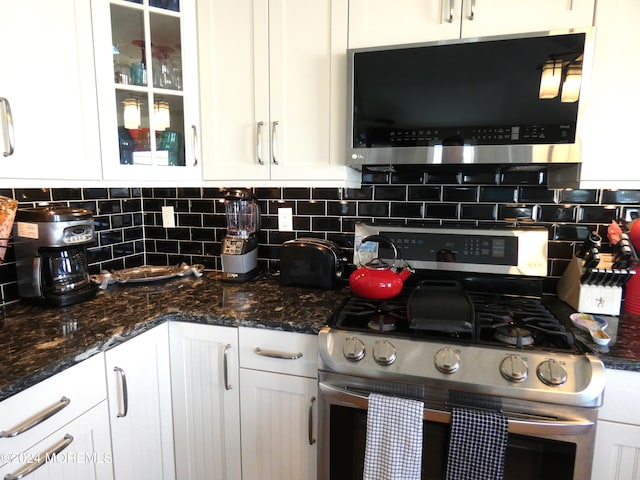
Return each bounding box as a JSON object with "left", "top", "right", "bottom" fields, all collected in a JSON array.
[
  {"left": 494, "top": 325, "right": 534, "bottom": 347},
  {"left": 333, "top": 294, "right": 409, "bottom": 333},
  {"left": 367, "top": 314, "right": 397, "bottom": 332}
]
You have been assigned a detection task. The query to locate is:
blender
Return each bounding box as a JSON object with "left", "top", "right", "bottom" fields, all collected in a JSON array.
[{"left": 220, "top": 189, "right": 260, "bottom": 282}]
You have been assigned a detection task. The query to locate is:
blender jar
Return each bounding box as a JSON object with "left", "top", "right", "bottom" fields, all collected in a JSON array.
[{"left": 225, "top": 198, "right": 258, "bottom": 239}]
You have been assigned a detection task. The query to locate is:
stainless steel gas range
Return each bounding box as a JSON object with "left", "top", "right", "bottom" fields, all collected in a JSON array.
[{"left": 318, "top": 223, "right": 605, "bottom": 480}]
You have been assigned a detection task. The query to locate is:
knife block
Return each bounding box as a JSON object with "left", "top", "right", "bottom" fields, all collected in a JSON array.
[{"left": 557, "top": 256, "right": 623, "bottom": 315}]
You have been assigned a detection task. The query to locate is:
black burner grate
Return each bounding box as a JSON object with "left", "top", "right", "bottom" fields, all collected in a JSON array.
[{"left": 331, "top": 290, "right": 576, "bottom": 351}]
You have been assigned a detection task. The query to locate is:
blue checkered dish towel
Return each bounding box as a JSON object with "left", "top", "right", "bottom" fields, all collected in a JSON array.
[
  {"left": 363, "top": 393, "right": 424, "bottom": 480},
  {"left": 446, "top": 407, "right": 509, "bottom": 480}
]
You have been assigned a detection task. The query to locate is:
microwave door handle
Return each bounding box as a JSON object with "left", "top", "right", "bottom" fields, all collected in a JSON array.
[{"left": 319, "top": 382, "right": 594, "bottom": 436}]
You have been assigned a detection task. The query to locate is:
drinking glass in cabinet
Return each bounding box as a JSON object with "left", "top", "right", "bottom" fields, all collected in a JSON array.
[
  {"left": 150, "top": 12, "right": 182, "bottom": 91},
  {"left": 110, "top": 5, "right": 146, "bottom": 87},
  {"left": 157, "top": 130, "right": 184, "bottom": 166}
]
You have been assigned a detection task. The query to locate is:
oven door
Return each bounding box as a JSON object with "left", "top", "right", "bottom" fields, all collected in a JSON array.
[{"left": 318, "top": 372, "right": 597, "bottom": 480}]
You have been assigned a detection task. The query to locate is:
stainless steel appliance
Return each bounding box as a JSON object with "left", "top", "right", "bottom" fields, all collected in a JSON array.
[
  {"left": 12, "top": 206, "right": 96, "bottom": 307},
  {"left": 347, "top": 29, "right": 595, "bottom": 188},
  {"left": 279, "top": 238, "right": 345, "bottom": 289},
  {"left": 220, "top": 189, "right": 260, "bottom": 282},
  {"left": 318, "top": 223, "right": 605, "bottom": 480}
]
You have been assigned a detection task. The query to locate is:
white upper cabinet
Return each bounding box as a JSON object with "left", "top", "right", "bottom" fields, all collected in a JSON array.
[
  {"left": 458, "top": 0, "right": 595, "bottom": 38},
  {"left": 348, "top": 0, "right": 595, "bottom": 48},
  {"left": 198, "top": 0, "right": 360, "bottom": 187},
  {"left": 91, "top": 0, "right": 201, "bottom": 183},
  {"left": 348, "top": 0, "right": 461, "bottom": 47},
  {"left": 0, "top": 0, "right": 102, "bottom": 185},
  {"left": 576, "top": 0, "right": 640, "bottom": 188}
]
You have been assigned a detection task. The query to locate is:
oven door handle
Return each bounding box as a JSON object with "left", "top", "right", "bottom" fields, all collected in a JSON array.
[{"left": 319, "top": 383, "right": 594, "bottom": 436}]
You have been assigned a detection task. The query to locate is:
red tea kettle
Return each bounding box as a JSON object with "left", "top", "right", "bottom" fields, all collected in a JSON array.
[{"left": 349, "top": 235, "right": 414, "bottom": 300}]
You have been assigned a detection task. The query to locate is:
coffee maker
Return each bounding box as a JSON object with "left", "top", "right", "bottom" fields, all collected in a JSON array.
[
  {"left": 13, "top": 206, "right": 96, "bottom": 307},
  {"left": 220, "top": 189, "right": 260, "bottom": 282}
]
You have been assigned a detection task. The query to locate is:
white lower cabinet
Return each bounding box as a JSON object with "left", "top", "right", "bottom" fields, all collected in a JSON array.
[
  {"left": 592, "top": 368, "right": 640, "bottom": 479},
  {"left": 1, "top": 322, "right": 322, "bottom": 480},
  {"left": 104, "top": 323, "right": 175, "bottom": 480},
  {"left": 239, "top": 327, "right": 318, "bottom": 480},
  {"left": 0, "top": 402, "right": 113, "bottom": 480},
  {"left": 169, "top": 322, "right": 242, "bottom": 480},
  {"left": 0, "top": 354, "right": 112, "bottom": 480}
]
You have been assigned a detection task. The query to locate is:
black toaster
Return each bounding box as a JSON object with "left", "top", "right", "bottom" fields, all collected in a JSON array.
[{"left": 279, "top": 238, "right": 345, "bottom": 289}]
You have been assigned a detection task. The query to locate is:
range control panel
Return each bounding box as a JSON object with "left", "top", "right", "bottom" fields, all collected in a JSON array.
[{"left": 354, "top": 224, "right": 549, "bottom": 277}]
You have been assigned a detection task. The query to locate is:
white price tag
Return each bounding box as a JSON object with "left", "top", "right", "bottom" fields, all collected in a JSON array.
[{"left": 17, "top": 222, "right": 39, "bottom": 239}]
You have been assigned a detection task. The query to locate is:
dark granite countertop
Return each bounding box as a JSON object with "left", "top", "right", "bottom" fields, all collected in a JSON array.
[
  {"left": 0, "top": 272, "right": 347, "bottom": 402},
  {"left": 1, "top": 272, "right": 639, "bottom": 403},
  {"left": 542, "top": 295, "right": 640, "bottom": 372}
]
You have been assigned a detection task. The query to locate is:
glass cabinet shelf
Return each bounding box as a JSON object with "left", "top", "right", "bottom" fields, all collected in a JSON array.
[{"left": 92, "top": 0, "right": 199, "bottom": 179}]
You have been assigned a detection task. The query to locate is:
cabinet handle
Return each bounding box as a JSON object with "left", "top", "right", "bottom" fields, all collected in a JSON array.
[
  {"left": 223, "top": 344, "right": 233, "bottom": 390},
  {"left": 0, "top": 397, "right": 70, "bottom": 438},
  {"left": 308, "top": 396, "right": 316, "bottom": 446},
  {"left": 446, "top": 0, "right": 455, "bottom": 23},
  {"left": 3, "top": 434, "right": 74, "bottom": 480},
  {"left": 0, "top": 97, "right": 15, "bottom": 157},
  {"left": 191, "top": 125, "right": 199, "bottom": 166},
  {"left": 256, "top": 121, "right": 265, "bottom": 165},
  {"left": 468, "top": 0, "right": 475, "bottom": 20},
  {"left": 254, "top": 347, "right": 303, "bottom": 360},
  {"left": 271, "top": 120, "right": 279, "bottom": 165},
  {"left": 113, "top": 366, "right": 128, "bottom": 418}
]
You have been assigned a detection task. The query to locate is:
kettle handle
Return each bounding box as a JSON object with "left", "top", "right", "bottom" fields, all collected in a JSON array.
[{"left": 357, "top": 235, "right": 410, "bottom": 271}]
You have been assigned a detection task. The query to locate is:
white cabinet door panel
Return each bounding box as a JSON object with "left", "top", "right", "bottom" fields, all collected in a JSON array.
[
  {"left": 170, "top": 322, "right": 241, "bottom": 480},
  {"left": 592, "top": 420, "right": 640, "bottom": 480},
  {"left": 240, "top": 368, "right": 317, "bottom": 480},
  {"left": 348, "top": 0, "right": 461, "bottom": 48},
  {"left": 0, "top": 0, "right": 101, "bottom": 184},
  {"left": 0, "top": 354, "right": 106, "bottom": 463},
  {"left": 0, "top": 401, "right": 113, "bottom": 480},
  {"left": 105, "top": 324, "right": 175, "bottom": 480},
  {"left": 460, "top": 0, "right": 595, "bottom": 38}
]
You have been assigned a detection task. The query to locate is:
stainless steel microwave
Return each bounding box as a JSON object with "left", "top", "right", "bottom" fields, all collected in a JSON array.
[{"left": 347, "top": 29, "right": 594, "bottom": 170}]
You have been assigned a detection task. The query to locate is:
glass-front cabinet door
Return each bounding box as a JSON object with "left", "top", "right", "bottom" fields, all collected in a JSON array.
[{"left": 91, "top": 0, "right": 200, "bottom": 182}]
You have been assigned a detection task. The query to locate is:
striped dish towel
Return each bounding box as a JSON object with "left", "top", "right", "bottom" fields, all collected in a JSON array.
[
  {"left": 363, "top": 393, "right": 424, "bottom": 480},
  {"left": 446, "top": 407, "right": 509, "bottom": 480}
]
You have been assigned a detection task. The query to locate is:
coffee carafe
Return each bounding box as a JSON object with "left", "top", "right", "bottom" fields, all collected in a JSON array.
[
  {"left": 220, "top": 189, "right": 260, "bottom": 282},
  {"left": 13, "top": 206, "right": 96, "bottom": 307}
]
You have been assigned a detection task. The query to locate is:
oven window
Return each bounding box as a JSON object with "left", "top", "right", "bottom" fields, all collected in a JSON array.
[{"left": 329, "top": 405, "right": 576, "bottom": 480}]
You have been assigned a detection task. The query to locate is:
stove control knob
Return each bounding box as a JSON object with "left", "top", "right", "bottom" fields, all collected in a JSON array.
[
  {"left": 343, "top": 337, "right": 366, "bottom": 362},
  {"left": 434, "top": 347, "right": 460, "bottom": 374},
  {"left": 500, "top": 355, "right": 528, "bottom": 383},
  {"left": 536, "top": 359, "right": 568, "bottom": 386},
  {"left": 373, "top": 340, "right": 397, "bottom": 366}
]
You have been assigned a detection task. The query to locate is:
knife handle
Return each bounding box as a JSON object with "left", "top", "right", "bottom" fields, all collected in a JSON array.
[
  {"left": 578, "top": 232, "right": 602, "bottom": 258},
  {"left": 583, "top": 248, "right": 601, "bottom": 270}
]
